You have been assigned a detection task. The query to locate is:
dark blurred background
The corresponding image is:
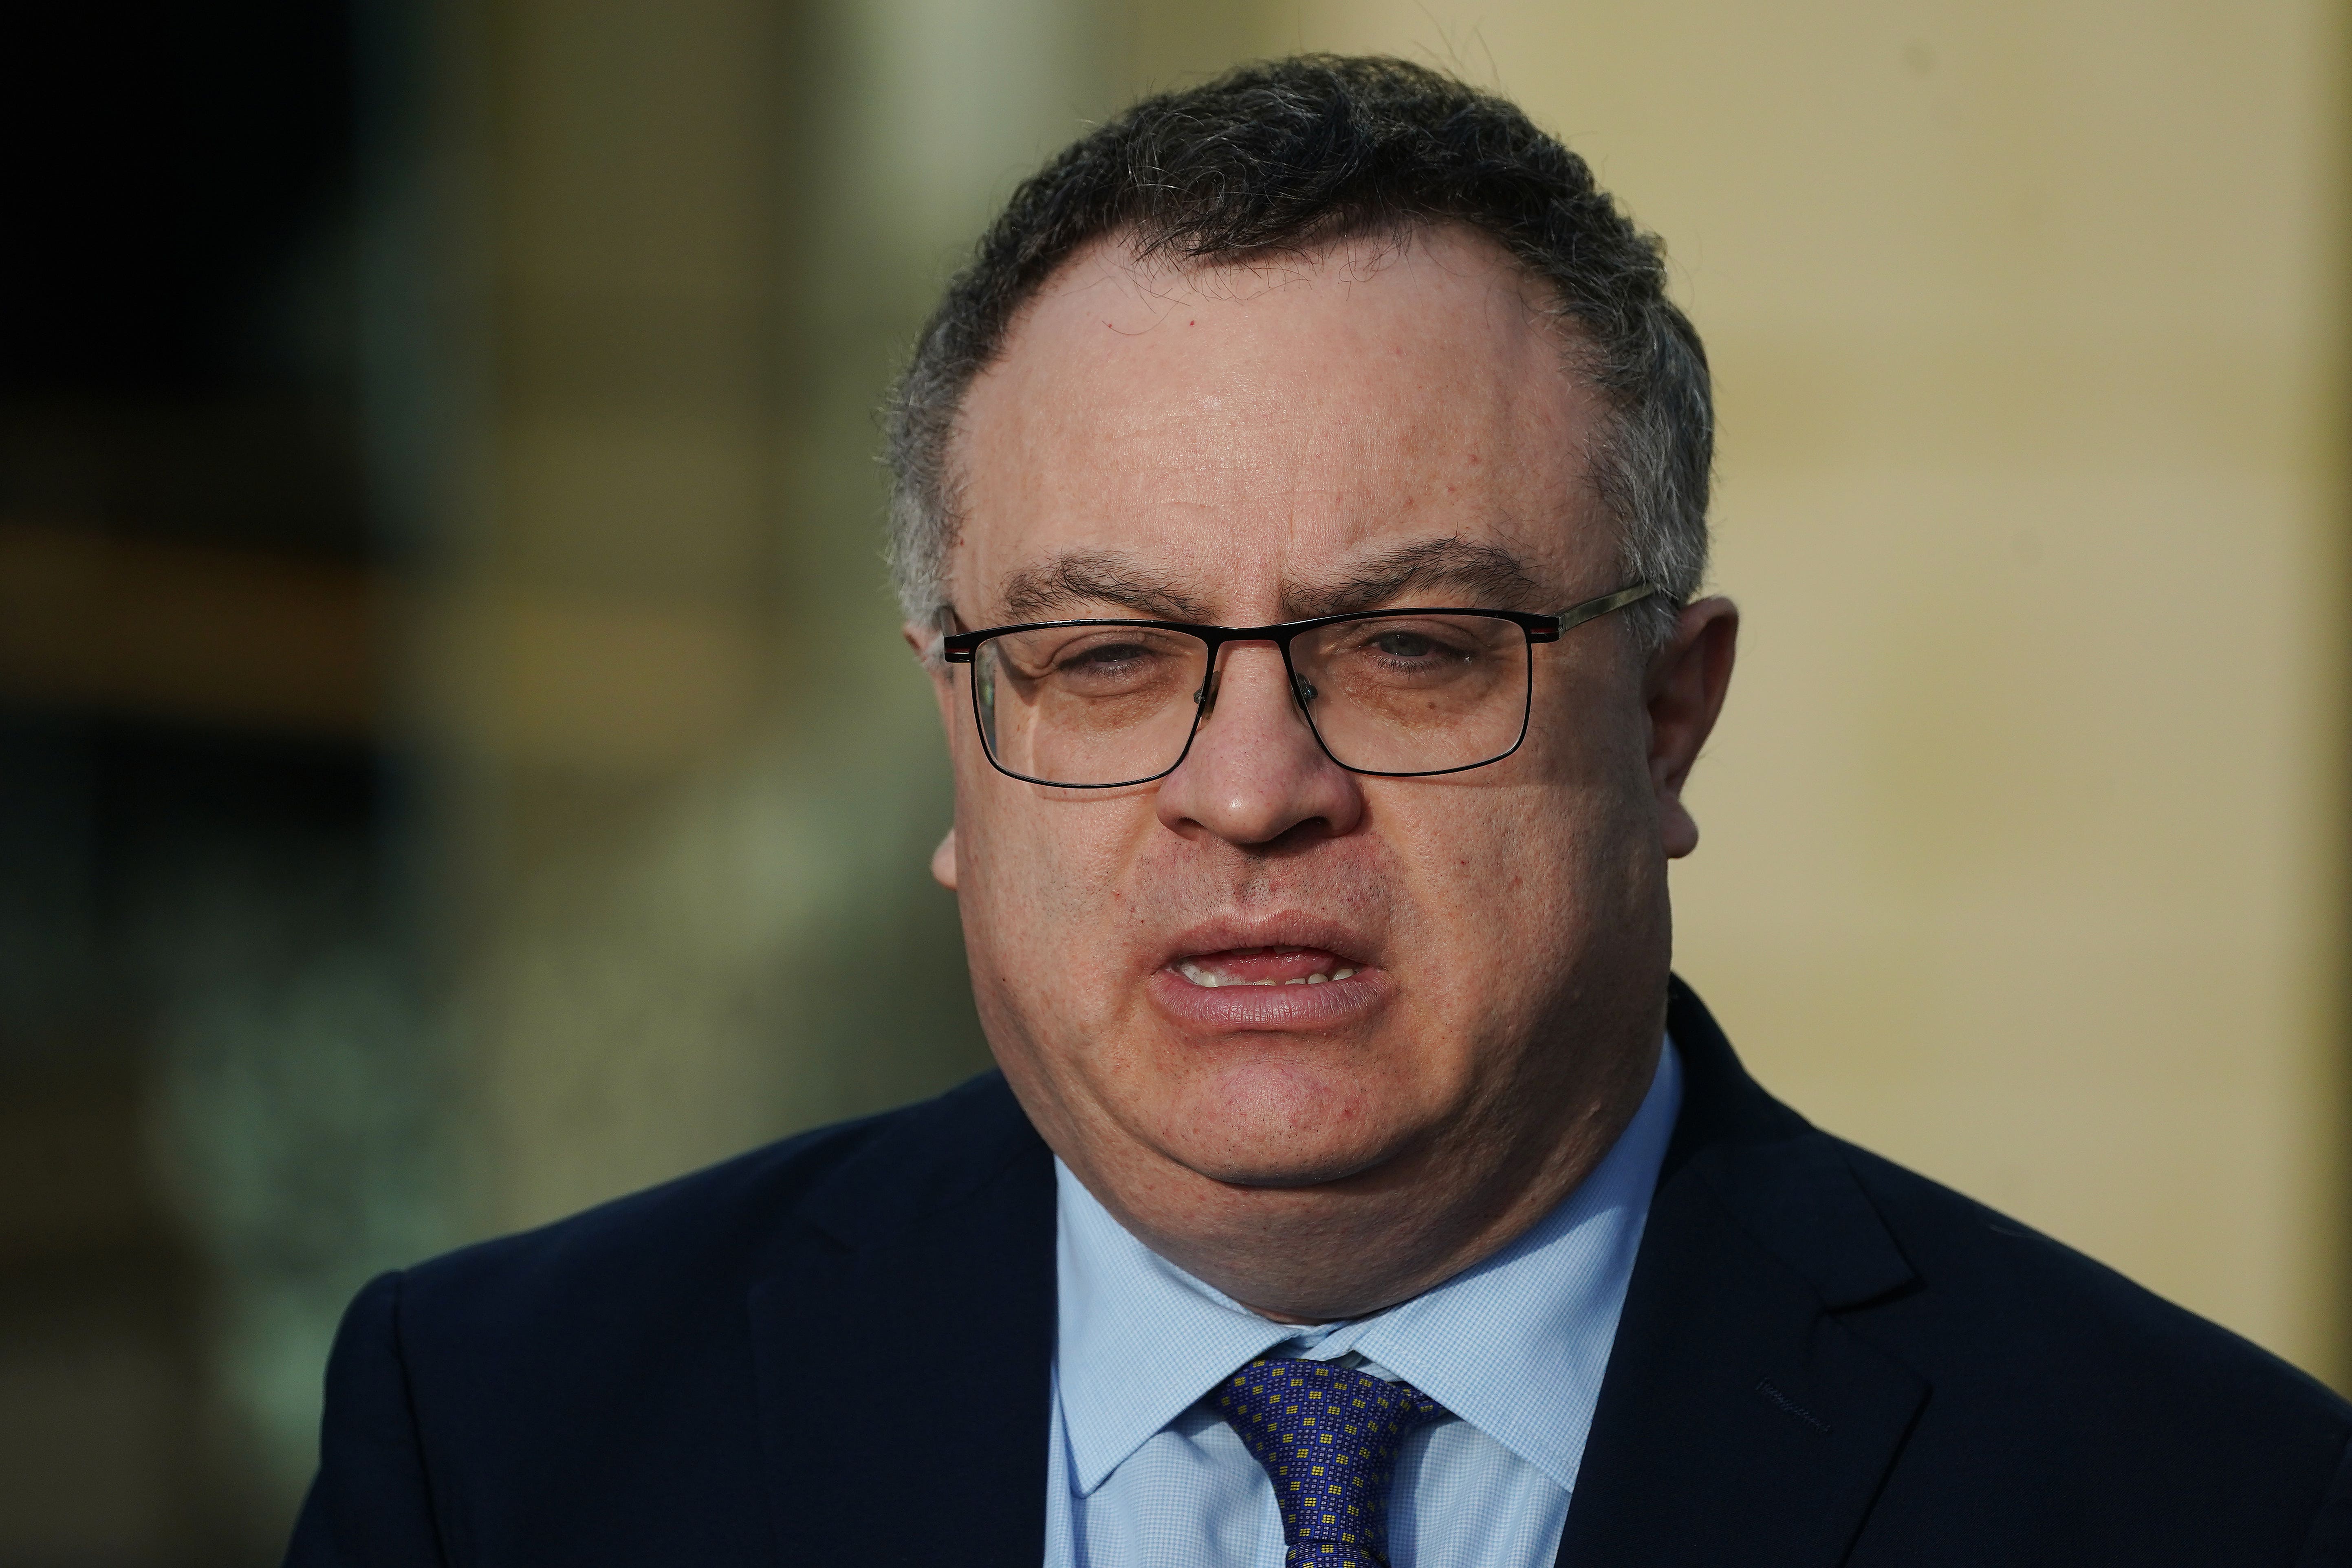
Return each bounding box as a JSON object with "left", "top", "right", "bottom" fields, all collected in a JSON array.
[
  {"left": 2, "top": 2, "right": 2345, "bottom": 1561},
  {"left": 0, "top": 0, "right": 1069, "bottom": 1554},
  {"left": 3, "top": 5, "right": 427, "bottom": 1555}
]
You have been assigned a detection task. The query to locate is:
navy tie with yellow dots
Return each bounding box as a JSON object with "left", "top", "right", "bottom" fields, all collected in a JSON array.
[{"left": 1211, "top": 1356, "right": 1449, "bottom": 1568}]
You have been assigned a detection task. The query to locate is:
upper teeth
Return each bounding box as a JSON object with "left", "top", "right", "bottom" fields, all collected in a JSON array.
[{"left": 1177, "top": 961, "right": 1358, "bottom": 988}]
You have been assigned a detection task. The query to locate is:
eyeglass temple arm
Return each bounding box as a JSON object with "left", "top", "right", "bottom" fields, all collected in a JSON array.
[
  {"left": 937, "top": 610, "right": 973, "bottom": 663},
  {"left": 1537, "top": 582, "right": 1659, "bottom": 641}
]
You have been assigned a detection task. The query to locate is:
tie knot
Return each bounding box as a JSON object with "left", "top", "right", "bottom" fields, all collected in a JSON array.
[{"left": 1210, "top": 1357, "right": 1448, "bottom": 1568}]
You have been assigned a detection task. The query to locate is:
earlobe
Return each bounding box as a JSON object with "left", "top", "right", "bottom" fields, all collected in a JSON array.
[
  {"left": 1659, "top": 802, "right": 1702, "bottom": 860},
  {"left": 930, "top": 827, "right": 959, "bottom": 890}
]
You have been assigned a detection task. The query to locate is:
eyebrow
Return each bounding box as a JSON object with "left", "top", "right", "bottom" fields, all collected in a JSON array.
[
  {"left": 995, "top": 551, "right": 1212, "bottom": 622},
  {"left": 987, "top": 535, "right": 1544, "bottom": 627},
  {"left": 1284, "top": 537, "right": 1544, "bottom": 619}
]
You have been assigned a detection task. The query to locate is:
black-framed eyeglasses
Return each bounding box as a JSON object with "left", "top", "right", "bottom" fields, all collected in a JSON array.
[{"left": 940, "top": 583, "right": 1657, "bottom": 789}]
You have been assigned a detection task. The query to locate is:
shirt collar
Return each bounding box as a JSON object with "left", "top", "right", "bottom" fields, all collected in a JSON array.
[{"left": 1054, "top": 1035, "right": 1683, "bottom": 1496}]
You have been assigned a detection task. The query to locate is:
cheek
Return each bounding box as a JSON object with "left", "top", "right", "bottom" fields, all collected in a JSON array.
[
  {"left": 1407, "top": 808, "right": 1568, "bottom": 965},
  {"left": 1372, "top": 775, "right": 1633, "bottom": 1001},
  {"left": 956, "top": 783, "right": 1147, "bottom": 1006}
]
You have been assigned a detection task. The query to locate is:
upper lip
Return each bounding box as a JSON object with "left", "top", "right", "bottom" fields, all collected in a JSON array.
[{"left": 1158, "top": 914, "right": 1378, "bottom": 970}]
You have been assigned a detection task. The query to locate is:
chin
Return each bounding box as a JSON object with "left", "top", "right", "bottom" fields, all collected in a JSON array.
[
  {"left": 1152, "top": 1072, "right": 1418, "bottom": 1190},
  {"left": 1180, "top": 1146, "right": 1390, "bottom": 1189}
]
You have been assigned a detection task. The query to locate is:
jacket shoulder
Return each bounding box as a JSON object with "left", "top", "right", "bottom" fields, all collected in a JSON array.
[
  {"left": 295, "top": 1070, "right": 1048, "bottom": 1565},
  {"left": 396, "top": 1067, "right": 1034, "bottom": 1343},
  {"left": 1837, "top": 1134, "right": 2346, "bottom": 1420},
  {"left": 1667, "top": 979, "right": 2348, "bottom": 1436},
  {"left": 1809, "top": 1128, "right": 2352, "bottom": 1566},
  {"left": 1810, "top": 1137, "right": 2352, "bottom": 1559}
]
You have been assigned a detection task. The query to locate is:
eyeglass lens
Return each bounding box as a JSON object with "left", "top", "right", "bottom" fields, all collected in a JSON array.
[{"left": 971, "top": 613, "right": 1532, "bottom": 786}]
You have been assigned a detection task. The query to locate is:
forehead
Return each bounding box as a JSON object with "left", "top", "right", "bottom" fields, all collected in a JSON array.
[{"left": 949, "top": 226, "right": 1613, "bottom": 621}]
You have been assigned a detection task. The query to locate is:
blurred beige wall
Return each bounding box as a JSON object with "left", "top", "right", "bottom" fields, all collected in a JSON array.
[{"left": 1264, "top": 0, "right": 2351, "bottom": 1379}]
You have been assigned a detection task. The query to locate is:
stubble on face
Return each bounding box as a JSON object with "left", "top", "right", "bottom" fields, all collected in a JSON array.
[{"left": 933, "top": 227, "right": 1675, "bottom": 1319}]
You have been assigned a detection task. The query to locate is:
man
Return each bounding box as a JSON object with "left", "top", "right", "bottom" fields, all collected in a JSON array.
[{"left": 288, "top": 57, "right": 2352, "bottom": 1566}]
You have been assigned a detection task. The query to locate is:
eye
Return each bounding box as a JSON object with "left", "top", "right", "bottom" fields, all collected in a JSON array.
[
  {"left": 1059, "top": 640, "right": 1156, "bottom": 674},
  {"left": 1370, "top": 630, "right": 1445, "bottom": 660}
]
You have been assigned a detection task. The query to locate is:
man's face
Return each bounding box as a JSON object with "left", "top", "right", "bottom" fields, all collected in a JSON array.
[{"left": 930, "top": 227, "right": 1722, "bottom": 1289}]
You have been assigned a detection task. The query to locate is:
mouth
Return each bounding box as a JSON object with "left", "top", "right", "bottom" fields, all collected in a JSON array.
[
  {"left": 1173, "top": 947, "right": 1362, "bottom": 988},
  {"left": 1151, "top": 926, "right": 1385, "bottom": 1033}
]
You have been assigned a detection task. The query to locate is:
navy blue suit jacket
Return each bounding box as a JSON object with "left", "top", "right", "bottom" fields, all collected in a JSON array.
[{"left": 287, "top": 980, "right": 2352, "bottom": 1564}]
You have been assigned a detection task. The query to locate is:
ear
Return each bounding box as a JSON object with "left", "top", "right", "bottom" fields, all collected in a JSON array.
[
  {"left": 903, "top": 621, "right": 949, "bottom": 679},
  {"left": 909, "top": 621, "right": 962, "bottom": 890},
  {"left": 1645, "top": 596, "right": 1738, "bottom": 859}
]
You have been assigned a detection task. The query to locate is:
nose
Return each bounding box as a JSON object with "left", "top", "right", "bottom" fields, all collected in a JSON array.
[{"left": 1154, "top": 641, "right": 1365, "bottom": 845}]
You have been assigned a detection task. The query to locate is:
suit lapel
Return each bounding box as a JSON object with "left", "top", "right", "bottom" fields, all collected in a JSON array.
[
  {"left": 749, "top": 1074, "right": 1057, "bottom": 1565},
  {"left": 1558, "top": 981, "right": 1929, "bottom": 1566}
]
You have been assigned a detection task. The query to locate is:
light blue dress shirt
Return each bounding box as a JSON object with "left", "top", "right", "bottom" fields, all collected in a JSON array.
[{"left": 1044, "top": 1037, "right": 1682, "bottom": 1567}]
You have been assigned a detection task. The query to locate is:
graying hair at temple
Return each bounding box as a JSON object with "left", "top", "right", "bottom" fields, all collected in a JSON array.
[{"left": 883, "top": 55, "right": 1716, "bottom": 650}]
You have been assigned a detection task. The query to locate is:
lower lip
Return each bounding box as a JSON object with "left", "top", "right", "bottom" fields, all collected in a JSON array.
[{"left": 1147, "top": 965, "right": 1387, "bottom": 1032}]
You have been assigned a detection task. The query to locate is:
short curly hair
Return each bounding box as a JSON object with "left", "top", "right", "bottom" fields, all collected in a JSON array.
[{"left": 884, "top": 55, "right": 1712, "bottom": 649}]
